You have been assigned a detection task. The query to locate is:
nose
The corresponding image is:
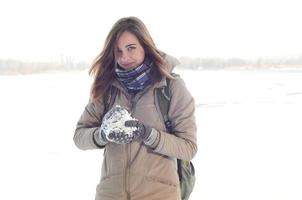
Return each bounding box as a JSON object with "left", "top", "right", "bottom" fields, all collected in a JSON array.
[{"left": 120, "top": 54, "right": 131, "bottom": 64}]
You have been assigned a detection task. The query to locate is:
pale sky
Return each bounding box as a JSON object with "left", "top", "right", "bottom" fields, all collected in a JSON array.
[{"left": 1, "top": 0, "right": 302, "bottom": 62}]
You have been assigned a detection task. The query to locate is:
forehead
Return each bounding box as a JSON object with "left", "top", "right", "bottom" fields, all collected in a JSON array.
[{"left": 117, "top": 31, "right": 140, "bottom": 47}]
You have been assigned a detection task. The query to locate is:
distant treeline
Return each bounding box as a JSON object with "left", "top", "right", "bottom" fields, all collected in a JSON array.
[
  {"left": 0, "top": 58, "right": 89, "bottom": 75},
  {"left": 178, "top": 56, "right": 302, "bottom": 70},
  {"left": 1, "top": 55, "right": 302, "bottom": 74}
]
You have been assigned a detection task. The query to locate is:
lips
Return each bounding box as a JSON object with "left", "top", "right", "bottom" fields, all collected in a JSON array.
[{"left": 122, "top": 62, "right": 135, "bottom": 68}]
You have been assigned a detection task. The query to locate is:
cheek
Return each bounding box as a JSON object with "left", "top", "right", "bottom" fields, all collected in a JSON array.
[
  {"left": 137, "top": 52, "right": 145, "bottom": 63},
  {"left": 116, "top": 59, "right": 122, "bottom": 66},
  {"left": 116, "top": 60, "right": 122, "bottom": 68}
]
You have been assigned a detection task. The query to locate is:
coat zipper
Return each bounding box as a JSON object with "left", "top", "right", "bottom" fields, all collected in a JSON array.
[
  {"left": 124, "top": 144, "right": 130, "bottom": 199},
  {"left": 124, "top": 89, "right": 149, "bottom": 199},
  {"left": 125, "top": 96, "right": 137, "bottom": 200},
  {"left": 125, "top": 144, "right": 131, "bottom": 200}
]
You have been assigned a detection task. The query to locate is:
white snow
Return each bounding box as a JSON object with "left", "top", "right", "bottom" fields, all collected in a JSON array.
[
  {"left": 0, "top": 69, "right": 302, "bottom": 200},
  {"left": 100, "top": 105, "right": 136, "bottom": 142}
]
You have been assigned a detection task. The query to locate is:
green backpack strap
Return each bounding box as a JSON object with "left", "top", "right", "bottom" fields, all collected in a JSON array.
[
  {"left": 155, "top": 73, "right": 180, "bottom": 132},
  {"left": 155, "top": 83, "right": 172, "bottom": 132},
  {"left": 155, "top": 73, "right": 195, "bottom": 200}
]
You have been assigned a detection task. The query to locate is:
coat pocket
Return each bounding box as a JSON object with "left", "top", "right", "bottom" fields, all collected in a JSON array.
[{"left": 145, "top": 175, "right": 177, "bottom": 188}]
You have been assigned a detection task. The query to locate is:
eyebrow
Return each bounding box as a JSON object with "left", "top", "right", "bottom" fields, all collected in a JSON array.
[
  {"left": 125, "top": 43, "right": 136, "bottom": 48},
  {"left": 116, "top": 43, "right": 137, "bottom": 51}
]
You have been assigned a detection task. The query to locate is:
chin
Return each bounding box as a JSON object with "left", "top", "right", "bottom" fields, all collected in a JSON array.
[{"left": 123, "top": 65, "right": 138, "bottom": 71}]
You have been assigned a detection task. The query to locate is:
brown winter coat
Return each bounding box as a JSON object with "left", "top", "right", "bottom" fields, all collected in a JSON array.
[{"left": 74, "top": 56, "right": 197, "bottom": 200}]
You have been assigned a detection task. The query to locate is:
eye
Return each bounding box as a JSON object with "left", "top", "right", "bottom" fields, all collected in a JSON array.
[
  {"left": 116, "top": 49, "right": 122, "bottom": 56},
  {"left": 127, "top": 46, "right": 136, "bottom": 52}
]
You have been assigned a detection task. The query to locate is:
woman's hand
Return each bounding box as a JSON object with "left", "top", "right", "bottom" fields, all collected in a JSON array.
[
  {"left": 98, "top": 105, "right": 136, "bottom": 144},
  {"left": 124, "top": 120, "right": 152, "bottom": 141},
  {"left": 105, "top": 129, "right": 133, "bottom": 144},
  {"left": 125, "top": 120, "right": 160, "bottom": 149}
]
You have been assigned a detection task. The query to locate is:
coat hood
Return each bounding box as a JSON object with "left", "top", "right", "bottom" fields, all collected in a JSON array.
[{"left": 162, "top": 53, "right": 180, "bottom": 73}]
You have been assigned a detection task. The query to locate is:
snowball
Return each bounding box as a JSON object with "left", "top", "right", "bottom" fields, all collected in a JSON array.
[{"left": 101, "top": 105, "right": 137, "bottom": 142}]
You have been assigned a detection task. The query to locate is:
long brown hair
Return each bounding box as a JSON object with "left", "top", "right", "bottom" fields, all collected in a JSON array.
[{"left": 89, "top": 16, "right": 173, "bottom": 102}]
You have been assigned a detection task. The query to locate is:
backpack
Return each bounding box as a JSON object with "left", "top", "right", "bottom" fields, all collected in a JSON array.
[{"left": 104, "top": 74, "right": 195, "bottom": 200}]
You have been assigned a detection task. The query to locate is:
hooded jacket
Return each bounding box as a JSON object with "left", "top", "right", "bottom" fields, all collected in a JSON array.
[{"left": 74, "top": 55, "right": 197, "bottom": 200}]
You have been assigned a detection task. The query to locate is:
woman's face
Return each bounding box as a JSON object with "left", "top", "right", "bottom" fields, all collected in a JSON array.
[{"left": 116, "top": 31, "right": 145, "bottom": 70}]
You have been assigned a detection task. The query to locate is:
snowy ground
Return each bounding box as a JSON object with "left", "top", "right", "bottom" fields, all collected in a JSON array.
[{"left": 1, "top": 69, "right": 302, "bottom": 200}]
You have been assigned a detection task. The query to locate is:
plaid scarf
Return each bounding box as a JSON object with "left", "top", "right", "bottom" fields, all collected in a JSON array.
[{"left": 115, "top": 58, "right": 153, "bottom": 93}]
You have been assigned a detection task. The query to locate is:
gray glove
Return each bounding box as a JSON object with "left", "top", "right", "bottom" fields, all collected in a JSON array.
[
  {"left": 124, "top": 120, "right": 152, "bottom": 141},
  {"left": 94, "top": 129, "right": 108, "bottom": 147},
  {"left": 97, "top": 127, "right": 133, "bottom": 145},
  {"left": 106, "top": 130, "right": 133, "bottom": 144},
  {"left": 125, "top": 120, "right": 160, "bottom": 148}
]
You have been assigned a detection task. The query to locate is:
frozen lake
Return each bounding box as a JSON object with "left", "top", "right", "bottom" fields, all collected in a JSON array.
[{"left": 0, "top": 69, "right": 301, "bottom": 200}]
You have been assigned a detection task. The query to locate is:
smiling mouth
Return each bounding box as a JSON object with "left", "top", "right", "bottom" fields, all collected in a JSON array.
[{"left": 123, "top": 62, "right": 135, "bottom": 67}]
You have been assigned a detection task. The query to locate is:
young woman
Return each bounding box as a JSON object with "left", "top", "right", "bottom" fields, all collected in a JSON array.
[{"left": 74, "top": 16, "right": 197, "bottom": 200}]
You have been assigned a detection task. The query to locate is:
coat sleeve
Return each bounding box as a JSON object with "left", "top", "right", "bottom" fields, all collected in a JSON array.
[
  {"left": 73, "top": 98, "right": 105, "bottom": 150},
  {"left": 153, "top": 77, "right": 197, "bottom": 161}
]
